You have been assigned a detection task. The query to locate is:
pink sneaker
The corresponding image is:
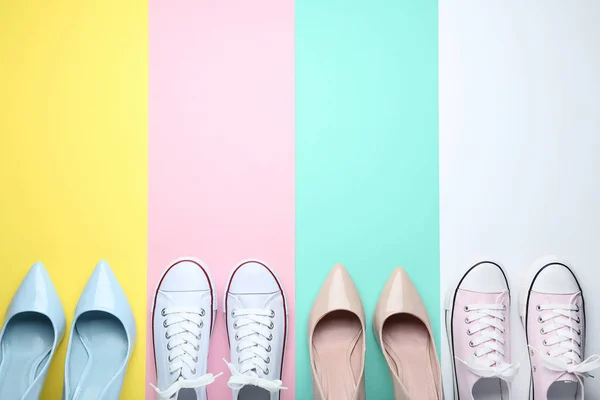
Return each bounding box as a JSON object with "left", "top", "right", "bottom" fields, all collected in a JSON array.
[
  {"left": 445, "top": 261, "right": 520, "bottom": 399},
  {"left": 520, "top": 257, "right": 600, "bottom": 400}
]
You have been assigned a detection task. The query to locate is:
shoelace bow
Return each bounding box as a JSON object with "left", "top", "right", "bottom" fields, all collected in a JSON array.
[
  {"left": 150, "top": 306, "right": 221, "bottom": 399},
  {"left": 224, "top": 308, "right": 287, "bottom": 392},
  {"left": 457, "top": 303, "right": 520, "bottom": 382},
  {"left": 532, "top": 302, "right": 600, "bottom": 379}
]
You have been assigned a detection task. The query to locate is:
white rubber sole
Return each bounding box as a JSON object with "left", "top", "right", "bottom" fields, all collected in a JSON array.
[{"left": 444, "top": 261, "right": 510, "bottom": 400}]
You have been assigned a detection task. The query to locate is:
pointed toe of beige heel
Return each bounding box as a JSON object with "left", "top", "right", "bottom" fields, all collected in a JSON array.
[
  {"left": 309, "top": 264, "right": 366, "bottom": 400},
  {"left": 374, "top": 267, "right": 442, "bottom": 400}
]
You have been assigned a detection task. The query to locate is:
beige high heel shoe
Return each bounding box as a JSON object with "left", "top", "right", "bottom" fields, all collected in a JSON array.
[
  {"left": 373, "top": 267, "right": 442, "bottom": 400},
  {"left": 309, "top": 264, "right": 366, "bottom": 400}
]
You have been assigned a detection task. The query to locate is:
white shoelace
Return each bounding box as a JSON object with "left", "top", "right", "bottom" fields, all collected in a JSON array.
[
  {"left": 533, "top": 302, "right": 600, "bottom": 379},
  {"left": 224, "top": 308, "right": 287, "bottom": 393},
  {"left": 151, "top": 306, "right": 221, "bottom": 399},
  {"left": 457, "top": 303, "right": 520, "bottom": 382}
]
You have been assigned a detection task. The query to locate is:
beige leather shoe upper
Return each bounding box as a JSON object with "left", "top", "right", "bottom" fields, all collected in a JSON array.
[
  {"left": 309, "top": 264, "right": 366, "bottom": 400},
  {"left": 373, "top": 267, "right": 442, "bottom": 400}
]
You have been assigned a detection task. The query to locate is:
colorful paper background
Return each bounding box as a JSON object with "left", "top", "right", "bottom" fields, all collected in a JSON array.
[
  {"left": 147, "top": 0, "right": 295, "bottom": 398},
  {"left": 0, "top": 1, "right": 147, "bottom": 398},
  {"left": 0, "top": 1, "right": 439, "bottom": 399},
  {"left": 296, "top": 0, "right": 439, "bottom": 398}
]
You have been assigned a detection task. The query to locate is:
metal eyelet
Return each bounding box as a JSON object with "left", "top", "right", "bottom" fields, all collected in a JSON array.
[
  {"left": 538, "top": 317, "right": 543, "bottom": 323},
  {"left": 469, "top": 341, "right": 475, "bottom": 347},
  {"left": 467, "top": 330, "right": 472, "bottom": 336},
  {"left": 165, "top": 333, "right": 170, "bottom": 339},
  {"left": 269, "top": 322, "right": 274, "bottom": 329},
  {"left": 268, "top": 334, "right": 273, "bottom": 341},
  {"left": 464, "top": 306, "right": 469, "bottom": 312},
  {"left": 200, "top": 321, "right": 204, "bottom": 328},
  {"left": 267, "top": 345, "right": 272, "bottom": 352},
  {"left": 233, "top": 322, "right": 238, "bottom": 329},
  {"left": 266, "top": 357, "right": 271, "bottom": 363},
  {"left": 536, "top": 305, "right": 542, "bottom": 311},
  {"left": 200, "top": 309, "right": 206, "bottom": 316},
  {"left": 231, "top": 310, "right": 236, "bottom": 317},
  {"left": 465, "top": 318, "right": 470, "bottom": 324},
  {"left": 192, "top": 368, "right": 197, "bottom": 374},
  {"left": 540, "top": 328, "right": 545, "bottom": 334},
  {"left": 546, "top": 352, "right": 550, "bottom": 356},
  {"left": 543, "top": 340, "right": 547, "bottom": 346},
  {"left": 235, "top": 333, "right": 240, "bottom": 341},
  {"left": 167, "top": 343, "right": 172, "bottom": 350},
  {"left": 161, "top": 308, "right": 167, "bottom": 316},
  {"left": 270, "top": 310, "right": 275, "bottom": 318},
  {"left": 264, "top": 368, "right": 269, "bottom": 374},
  {"left": 163, "top": 320, "right": 168, "bottom": 328}
]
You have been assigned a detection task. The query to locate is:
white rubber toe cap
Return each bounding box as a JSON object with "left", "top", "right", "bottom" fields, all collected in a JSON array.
[
  {"left": 459, "top": 261, "right": 508, "bottom": 293},
  {"left": 159, "top": 259, "right": 211, "bottom": 292},
  {"left": 228, "top": 261, "right": 280, "bottom": 294},
  {"left": 531, "top": 262, "right": 580, "bottom": 294}
]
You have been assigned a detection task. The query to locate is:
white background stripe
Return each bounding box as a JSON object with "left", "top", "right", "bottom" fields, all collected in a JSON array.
[{"left": 440, "top": 1, "right": 600, "bottom": 397}]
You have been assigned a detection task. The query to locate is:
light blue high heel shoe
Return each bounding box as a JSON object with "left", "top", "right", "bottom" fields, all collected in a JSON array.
[
  {"left": 63, "top": 260, "right": 136, "bottom": 400},
  {"left": 0, "top": 262, "right": 66, "bottom": 400}
]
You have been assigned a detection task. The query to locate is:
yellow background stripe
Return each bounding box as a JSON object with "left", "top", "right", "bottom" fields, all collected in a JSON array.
[{"left": 0, "top": 2, "right": 147, "bottom": 398}]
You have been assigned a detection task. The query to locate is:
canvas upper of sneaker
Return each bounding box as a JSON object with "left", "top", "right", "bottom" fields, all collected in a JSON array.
[
  {"left": 522, "top": 258, "right": 600, "bottom": 400},
  {"left": 447, "top": 261, "right": 518, "bottom": 400},
  {"left": 224, "top": 260, "right": 288, "bottom": 400},
  {"left": 152, "top": 258, "right": 219, "bottom": 400}
]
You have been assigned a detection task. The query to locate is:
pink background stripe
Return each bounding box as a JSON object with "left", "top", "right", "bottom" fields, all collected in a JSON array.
[{"left": 147, "top": 1, "right": 295, "bottom": 398}]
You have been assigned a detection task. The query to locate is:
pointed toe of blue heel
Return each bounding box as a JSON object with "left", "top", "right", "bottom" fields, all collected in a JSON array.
[
  {"left": 63, "top": 260, "right": 136, "bottom": 400},
  {"left": 0, "top": 262, "right": 66, "bottom": 400}
]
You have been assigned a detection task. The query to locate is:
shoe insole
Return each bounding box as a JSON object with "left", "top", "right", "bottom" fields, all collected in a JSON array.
[
  {"left": 67, "top": 311, "right": 127, "bottom": 400},
  {"left": 0, "top": 312, "right": 54, "bottom": 399},
  {"left": 382, "top": 314, "right": 436, "bottom": 400},
  {"left": 312, "top": 311, "right": 363, "bottom": 400},
  {"left": 238, "top": 385, "right": 271, "bottom": 400},
  {"left": 178, "top": 387, "right": 199, "bottom": 400},
  {"left": 472, "top": 377, "right": 508, "bottom": 399},
  {"left": 548, "top": 380, "right": 579, "bottom": 400}
]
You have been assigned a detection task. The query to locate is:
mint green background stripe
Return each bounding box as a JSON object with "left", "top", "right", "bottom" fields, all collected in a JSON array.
[{"left": 295, "top": 1, "right": 439, "bottom": 398}]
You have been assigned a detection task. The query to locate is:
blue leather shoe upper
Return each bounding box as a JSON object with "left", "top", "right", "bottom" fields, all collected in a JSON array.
[
  {"left": 63, "top": 260, "right": 136, "bottom": 400},
  {"left": 0, "top": 262, "right": 66, "bottom": 400}
]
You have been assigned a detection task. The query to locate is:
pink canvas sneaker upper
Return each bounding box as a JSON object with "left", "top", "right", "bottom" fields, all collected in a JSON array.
[
  {"left": 448, "top": 262, "right": 519, "bottom": 400},
  {"left": 522, "top": 259, "right": 600, "bottom": 400}
]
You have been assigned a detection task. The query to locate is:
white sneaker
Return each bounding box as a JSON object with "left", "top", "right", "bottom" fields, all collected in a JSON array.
[
  {"left": 520, "top": 257, "right": 600, "bottom": 400},
  {"left": 151, "top": 258, "right": 220, "bottom": 400},
  {"left": 224, "top": 260, "right": 288, "bottom": 400}
]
